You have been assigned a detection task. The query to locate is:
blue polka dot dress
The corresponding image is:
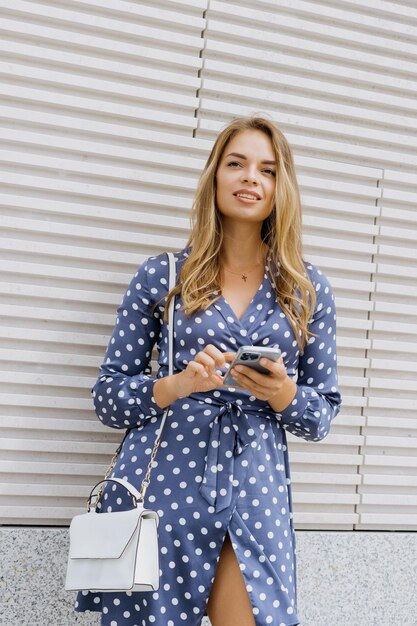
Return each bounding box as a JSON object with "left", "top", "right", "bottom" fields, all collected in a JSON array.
[{"left": 75, "top": 246, "right": 342, "bottom": 626}]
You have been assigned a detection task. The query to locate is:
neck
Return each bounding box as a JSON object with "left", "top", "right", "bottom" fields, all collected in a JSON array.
[{"left": 220, "top": 223, "right": 267, "bottom": 269}]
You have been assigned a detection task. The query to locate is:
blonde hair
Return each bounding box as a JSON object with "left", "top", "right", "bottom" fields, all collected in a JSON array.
[{"left": 157, "top": 115, "right": 316, "bottom": 352}]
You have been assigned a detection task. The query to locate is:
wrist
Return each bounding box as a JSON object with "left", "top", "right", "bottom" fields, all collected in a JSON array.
[
  {"left": 268, "top": 377, "right": 298, "bottom": 413},
  {"left": 154, "top": 373, "right": 183, "bottom": 409}
]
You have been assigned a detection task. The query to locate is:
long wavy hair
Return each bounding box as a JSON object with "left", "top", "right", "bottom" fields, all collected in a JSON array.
[{"left": 157, "top": 115, "right": 316, "bottom": 352}]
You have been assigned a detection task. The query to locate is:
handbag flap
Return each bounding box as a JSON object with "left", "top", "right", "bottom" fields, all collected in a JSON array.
[{"left": 69, "top": 508, "right": 144, "bottom": 559}]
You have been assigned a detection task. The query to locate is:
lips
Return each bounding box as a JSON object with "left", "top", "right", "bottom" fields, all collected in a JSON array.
[{"left": 233, "top": 189, "right": 261, "bottom": 200}]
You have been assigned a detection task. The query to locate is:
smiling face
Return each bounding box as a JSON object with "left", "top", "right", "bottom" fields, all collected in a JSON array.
[{"left": 215, "top": 129, "right": 276, "bottom": 226}]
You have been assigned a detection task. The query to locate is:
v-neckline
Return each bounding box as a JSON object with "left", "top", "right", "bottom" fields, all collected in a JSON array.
[{"left": 219, "top": 263, "right": 269, "bottom": 326}]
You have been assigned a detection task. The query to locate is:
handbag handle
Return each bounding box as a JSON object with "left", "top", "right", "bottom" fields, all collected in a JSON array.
[
  {"left": 88, "top": 478, "right": 142, "bottom": 511},
  {"left": 92, "top": 252, "right": 177, "bottom": 510}
]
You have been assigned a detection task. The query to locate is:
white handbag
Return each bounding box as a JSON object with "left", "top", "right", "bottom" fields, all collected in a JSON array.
[{"left": 65, "top": 252, "right": 177, "bottom": 593}]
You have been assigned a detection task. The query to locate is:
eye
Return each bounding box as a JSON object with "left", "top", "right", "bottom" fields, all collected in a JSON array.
[{"left": 227, "top": 161, "right": 275, "bottom": 176}]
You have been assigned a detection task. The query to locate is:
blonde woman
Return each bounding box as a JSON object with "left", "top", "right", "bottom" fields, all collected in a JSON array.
[{"left": 75, "top": 115, "right": 342, "bottom": 626}]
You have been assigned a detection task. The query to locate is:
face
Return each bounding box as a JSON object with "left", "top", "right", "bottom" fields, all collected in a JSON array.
[{"left": 215, "top": 129, "right": 276, "bottom": 225}]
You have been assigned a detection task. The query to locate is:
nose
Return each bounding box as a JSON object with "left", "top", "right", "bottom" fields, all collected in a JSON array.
[{"left": 241, "top": 168, "right": 259, "bottom": 184}]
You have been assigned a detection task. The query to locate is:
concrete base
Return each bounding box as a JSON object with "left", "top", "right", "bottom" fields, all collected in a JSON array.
[{"left": 1, "top": 528, "right": 415, "bottom": 626}]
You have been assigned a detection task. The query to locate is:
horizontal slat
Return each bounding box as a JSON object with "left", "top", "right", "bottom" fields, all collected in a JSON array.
[
  {"left": 367, "top": 377, "right": 417, "bottom": 392},
  {"left": 290, "top": 453, "right": 363, "bottom": 465},
  {"left": 295, "top": 493, "right": 360, "bottom": 505},
  {"left": 373, "top": 282, "right": 417, "bottom": 298},
  {"left": 0, "top": 483, "right": 94, "bottom": 498},
  {"left": 372, "top": 320, "right": 417, "bottom": 335},
  {"left": 295, "top": 512, "right": 358, "bottom": 524},
  {"left": 364, "top": 436, "right": 417, "bottom": 449},
  {"left": 363, "top": 454, "right": 417, "bottom": 468},
  {"left": 360, "top": 493, "right": 417, "bottom": 506},
  {"left": 379, "top": 228, "right": 417, "bottom": 246},
  {"left": 374, "top": 301, "right": 417, "bottom": 317},
  {"left": 357, "top": 514, "right": 417, "bottom": 526},
  {"left": 0, "top": 460, "right": 109, "bottom": 475},
  {"left": 366, "top": 416, "right": 417, "bottom": 430},
  {"left": 377, "top": 245, "right": 417, "bottom": 262},
  {"left": 367, "top": 397, "right": 416, "bottom": 410},
  {"left": 362, "top": 474, "right": 417, "bottom": 487},
  {"left": 292, "top": 472, "right": 362, "bottom": 485},
  {"left": 0, "top": 439, "right": 119, "bottom": 454},
  {"left": 0, "top": 416, "right": 111, "bottom": 433}
]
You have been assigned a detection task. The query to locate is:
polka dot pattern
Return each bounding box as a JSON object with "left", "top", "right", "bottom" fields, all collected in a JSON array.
[{"left": 76, "top": 247, "right": 341, "bottom": 626}]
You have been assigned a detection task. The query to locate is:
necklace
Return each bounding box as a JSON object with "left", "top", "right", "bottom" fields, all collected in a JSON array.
[{"left": 223, "top": 261, "right": 264, "bottom": 282}]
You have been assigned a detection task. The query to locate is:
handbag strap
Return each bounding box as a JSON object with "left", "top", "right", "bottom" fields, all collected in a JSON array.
[
  {"left": 94, "top": 252, "right": 177, "bottom": 510},
  {"left": 137, "top": 251, "right": 176, "bottom": 501}
]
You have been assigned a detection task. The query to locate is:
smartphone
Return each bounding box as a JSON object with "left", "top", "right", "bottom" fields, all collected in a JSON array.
[{"left": 223, "top": 345, "right": 282, "bottom": 388}]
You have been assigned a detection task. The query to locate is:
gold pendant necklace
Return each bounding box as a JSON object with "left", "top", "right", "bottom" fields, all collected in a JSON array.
[{"left": 223, "top": 261, "right": 264, "bottom": 282}]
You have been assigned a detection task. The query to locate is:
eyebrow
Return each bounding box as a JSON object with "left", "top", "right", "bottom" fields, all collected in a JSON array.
[{"left": 225, "top": 152, "right": 276, "bottom": 165}]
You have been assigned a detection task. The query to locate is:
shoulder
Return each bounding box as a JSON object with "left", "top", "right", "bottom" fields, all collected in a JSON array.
[
  {"left": 303, "top": 260, "right": 334, "bottom": 295},
  {"left": 140, "top": 246, "right": 190, "bottom": 276},
  {"left": 302, "top": 260, "right": 336, "bottom": 317},
  {"left": 134, "top": 247, "right": 189, "bottom": 301}
]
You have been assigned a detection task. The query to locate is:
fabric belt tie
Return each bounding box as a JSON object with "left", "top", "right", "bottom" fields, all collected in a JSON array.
[{"left": 198, "top": 401, "right": 258, "bottom": 513}]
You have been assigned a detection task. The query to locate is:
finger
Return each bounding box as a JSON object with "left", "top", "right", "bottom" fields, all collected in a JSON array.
[
  {"left": 259, "top": 357, "right": 286, "bottom": 375},
  {"left": 187, "top": 361, "right": 209, "bottom": 378},
  {"left": 233, "top": 364, "right": 272, "bottom": 385},
  {"left": 194, "top": 351, "right": 217, "bottom": 374},
  {"left": 223, "top": 351, "right": 237, "bottom": 362},
  {"left": 203, "top": 344, "right": 229, "bottom": 368},
  {"left": 232, "top": 369, "right": 271, "bottom": 395}
]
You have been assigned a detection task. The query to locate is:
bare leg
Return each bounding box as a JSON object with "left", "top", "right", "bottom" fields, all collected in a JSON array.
[{"left": 206, "top": 531, "right": 256, "bottom": 626}]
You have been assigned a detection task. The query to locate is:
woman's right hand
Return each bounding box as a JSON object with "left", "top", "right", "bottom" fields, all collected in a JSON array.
[{"left": 175, "top": 344, "right": 236, "bottom": 398}]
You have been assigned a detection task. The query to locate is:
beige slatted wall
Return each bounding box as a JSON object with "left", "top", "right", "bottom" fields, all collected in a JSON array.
[
  {"left": 0, "top": 0, "right": 416, "bottom": 529},
  {"left": 0, "top": 0, "right": 207, "bottom": 525},
  {"left": 197, "top": 0, "right": 417, "bottom": 529},
  {"left": 359, "top": 172, "right": 417, "bottom": 530}
]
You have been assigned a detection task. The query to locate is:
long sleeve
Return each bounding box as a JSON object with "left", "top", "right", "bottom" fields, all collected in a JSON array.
[
  {"left": 91, "top": 256, "right": 166, "bottom": 430},
  {"left": 275, "top": 264, "right": 342, "bottom": 441}
]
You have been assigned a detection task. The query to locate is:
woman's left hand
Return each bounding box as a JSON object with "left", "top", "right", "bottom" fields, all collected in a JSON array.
[{"left": 225, "top": 356, "right": 297, "bottom": 410}]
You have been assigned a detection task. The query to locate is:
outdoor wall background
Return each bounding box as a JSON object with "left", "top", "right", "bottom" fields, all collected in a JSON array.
[
  {"left": 0, "top": 0, "right": 416, "bottom": 624},
  {"left": 1, "top": 0, "right": 416, "bottom": 530}
]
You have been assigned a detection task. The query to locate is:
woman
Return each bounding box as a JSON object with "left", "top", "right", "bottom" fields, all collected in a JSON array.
[{"left": 75, "top": 115, "right": 342, "bottom": 626}]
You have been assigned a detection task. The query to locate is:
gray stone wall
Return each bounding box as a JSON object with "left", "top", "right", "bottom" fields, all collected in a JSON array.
[{"left": 1, "top": 528, "right": 415, "bottom": 626}]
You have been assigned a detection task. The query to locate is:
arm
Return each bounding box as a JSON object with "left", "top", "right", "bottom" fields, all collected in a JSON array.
[
  {"left": 274, "top": 265, "right": 342, "bottom": 441},
  {"left": 91, "top": 256, "right": 167, "bottom": 429}
]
